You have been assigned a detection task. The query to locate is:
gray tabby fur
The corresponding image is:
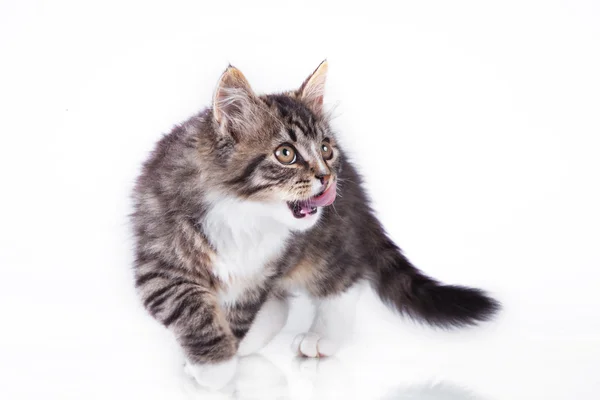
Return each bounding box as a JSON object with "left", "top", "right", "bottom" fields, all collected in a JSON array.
[{"left": 131, "top": 61, "right": 499, "bottom": 374}]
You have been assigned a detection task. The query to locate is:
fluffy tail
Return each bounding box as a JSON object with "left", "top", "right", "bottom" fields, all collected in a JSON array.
[{"left": 370, "top": 240, "right": 500, "bottom": 328}]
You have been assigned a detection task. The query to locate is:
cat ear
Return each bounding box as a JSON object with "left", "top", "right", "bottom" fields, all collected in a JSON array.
[
  {"left": 213, "top": 66, "right": 256, "bottom": 132},
  {"left": 298, "top": 60, "right": 328, "bottom": 115}
]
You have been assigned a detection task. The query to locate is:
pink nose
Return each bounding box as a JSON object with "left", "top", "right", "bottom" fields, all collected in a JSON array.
[{"left": 316, "top": 173, "right": 331, "bottom": 185}]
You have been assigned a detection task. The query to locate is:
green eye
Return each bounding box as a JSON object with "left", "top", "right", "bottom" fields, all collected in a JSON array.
[
  {"left": 321, "top": 141, "right": 333, "bottom": 160},
  {"left": 275, "top": 144, "right": 297, "bottom": 164}
]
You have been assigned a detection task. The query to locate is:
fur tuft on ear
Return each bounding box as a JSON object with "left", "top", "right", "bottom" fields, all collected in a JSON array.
[
  {"left": 298, "top": 60, "right": 328, "bottom": 115},
  {"left": 213, "top": 66, "right": 257, "bottom": 135}
]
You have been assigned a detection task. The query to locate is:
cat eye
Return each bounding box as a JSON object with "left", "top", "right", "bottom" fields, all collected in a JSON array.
[
  {"left": 321, "top": 141, "right": 333, "bottom": 160},
  {"left": 274, "top": 144, "right": 297, "bottom": 164}
]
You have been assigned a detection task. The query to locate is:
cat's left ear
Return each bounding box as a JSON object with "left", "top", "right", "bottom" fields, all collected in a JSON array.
[
  {"left": 213, "top": 65, "right": 257, "bottom": 135},
  {"left": 297, "top": 60, "right": 328, "bottom": 115}
]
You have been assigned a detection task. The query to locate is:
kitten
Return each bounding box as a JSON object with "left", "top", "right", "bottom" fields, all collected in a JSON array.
[{"left": 131, "top": 61, "right": 500, "bottom": 389}]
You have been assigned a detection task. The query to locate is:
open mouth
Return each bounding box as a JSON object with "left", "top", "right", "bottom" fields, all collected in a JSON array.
[{"left": 286, "top": 184, "right": 337, "bottom": 219}]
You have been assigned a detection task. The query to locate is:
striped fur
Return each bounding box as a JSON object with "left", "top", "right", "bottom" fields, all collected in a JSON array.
[{"left": 131, "top": 62, "right": 499, "bottom": 384}]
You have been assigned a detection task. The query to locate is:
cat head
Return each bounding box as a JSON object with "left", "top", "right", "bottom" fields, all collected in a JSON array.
[{"left": 207, "top": 61, "right": 340, "bottom": 228}]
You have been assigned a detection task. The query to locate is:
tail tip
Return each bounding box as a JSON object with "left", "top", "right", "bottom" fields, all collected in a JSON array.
[{"left": 416, "top": 284, "right": 501, "bottom": 328}]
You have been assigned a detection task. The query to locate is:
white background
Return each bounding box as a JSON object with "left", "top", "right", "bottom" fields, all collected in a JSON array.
[{"left": 1, "top": 1, "right": 599, "bottom": 399}]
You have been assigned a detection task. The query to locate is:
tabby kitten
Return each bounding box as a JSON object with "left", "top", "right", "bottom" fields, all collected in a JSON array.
[{"left": 131, "top": 61, "right": 499, "bottom": 389}]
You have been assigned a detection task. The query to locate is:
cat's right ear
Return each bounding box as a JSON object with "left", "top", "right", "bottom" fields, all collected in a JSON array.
[
  {"left": 213, "top": 66, "right": 256, "bottom": 135},
  {"left": 297, "top": 60, "right": 328, "bottom": 116}
]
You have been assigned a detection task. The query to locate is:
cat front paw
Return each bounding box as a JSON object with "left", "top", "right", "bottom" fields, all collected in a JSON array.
[
  {"left": 184, "top": 357, "right": 238, "bottom": 390},
  {"left": 291, "top": 332, "right": 340, "bottom": 358}
]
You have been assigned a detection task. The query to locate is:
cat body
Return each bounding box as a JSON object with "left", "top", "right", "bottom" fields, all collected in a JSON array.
[{"left": 131, "top": 61, "right": 499, "bottom": 389}]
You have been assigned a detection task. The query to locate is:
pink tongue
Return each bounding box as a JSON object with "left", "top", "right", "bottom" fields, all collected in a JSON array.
[{"left": 298, "top": 184, "right": 337, "bottom": 213}]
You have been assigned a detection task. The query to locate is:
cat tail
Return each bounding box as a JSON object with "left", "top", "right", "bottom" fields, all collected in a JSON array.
[{"left": 369, "top": 239, "right": 500, "bottom": 328}]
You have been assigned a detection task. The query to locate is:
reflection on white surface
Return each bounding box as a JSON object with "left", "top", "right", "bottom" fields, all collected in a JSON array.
[
  {"left": 181, "top": 352, "right": 486, "bottom": 400},
  {"left": 182, "top": 355, "right": 289, "bottom": 399},
  {"left": 170, "top": 288, "right": 600, "bottom": 400},
  {"left": 382, "top": 383, "right": 485, "bottom": 400}
]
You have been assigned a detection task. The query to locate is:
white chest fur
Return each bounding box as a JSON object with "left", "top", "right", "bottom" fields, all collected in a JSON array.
[{"left": 202, "top": 196, "right": 291, "bottom": 305}]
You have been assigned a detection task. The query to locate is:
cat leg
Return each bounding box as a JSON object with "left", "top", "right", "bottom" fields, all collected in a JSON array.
[
  {"left": 135, "top": 268, "right": 238, "bottom": 389},
  {"left": 237, "top": 295, "right": 289, "bottom": 356},
  {"left": 292, "top": 283, "right": 362, "bottom": 358},
  {"left": 177, "top": 292, "right": 239, "bottom": 390},
  {"left": 175, "top": 291, "right": 239, "bottom": 390}
]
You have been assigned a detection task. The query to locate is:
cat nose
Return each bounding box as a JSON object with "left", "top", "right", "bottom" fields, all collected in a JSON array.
[{"left": 316, "top": 173, "right": 331, "bottom": 186}]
